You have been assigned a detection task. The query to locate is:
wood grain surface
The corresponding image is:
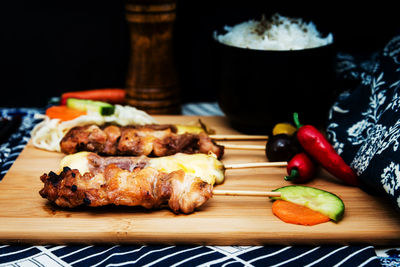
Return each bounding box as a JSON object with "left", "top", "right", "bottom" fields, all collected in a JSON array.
[
  {"left": 124, "top": 0, "right": 181, "bottom": 114},
  {"left": 0, "top": 116, "right": 399, "bottom": 245}
]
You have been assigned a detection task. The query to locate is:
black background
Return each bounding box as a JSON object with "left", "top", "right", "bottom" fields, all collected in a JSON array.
[{"left": 0, "top": 1, "right": 398, "bottom": 107}]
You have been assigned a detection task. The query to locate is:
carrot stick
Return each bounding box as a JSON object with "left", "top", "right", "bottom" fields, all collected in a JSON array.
[
  {"left": 45, "top": 106, "right": 87, "bottom": 121},
  {"left": 271, "top": 200, "right": 330, "bottom": 226},
  {"left": 60, "top": 88, "right": 126, "bottom": 105}
]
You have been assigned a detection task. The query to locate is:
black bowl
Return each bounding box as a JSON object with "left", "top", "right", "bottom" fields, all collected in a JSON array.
[{"left": 213, "top": 34, "right": 337, "bottom": 134}]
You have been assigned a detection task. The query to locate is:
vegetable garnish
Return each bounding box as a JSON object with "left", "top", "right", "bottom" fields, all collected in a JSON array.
[
  {"left": 272, "top": 122, "right": 297, "bottom": 136},
  {"left": 45, "top": 106, "right": 87, "bottom": 121},
  {"left": 285, "top": 152, "right": 316, "bottom": 184},
  {"left": 60, "top": 88, "right": 126, "bottom": 105},
  {"left": 66, "top": 98, "right": 115, "bottom": 116},
  {"left": 271, "top": 185, "right": 345, "bottom": 222},
  {"left": 32, "top": 104, "right": 157, "bottom": 152},
  {"left": 293, "top": 113, "right": 359, "bottom": 186},
  {"left": 266, "top": 134, "right": 300, "bottom": 162},
  {"left": 272, "top": 200, "right": 330, "bottom": 226}
]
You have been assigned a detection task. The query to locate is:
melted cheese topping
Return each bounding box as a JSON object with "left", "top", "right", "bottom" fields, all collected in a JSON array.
[
  {"left": 175, "top": 125, "right": 205, "bottom": 135},
  {"left": 59, "top": 152, "right": 225, "bottom": 185},
  {"left": 59, "top": 151, "right": 91, "bottom": 174},
  {"left": 148, "top": 153, "right": 225, "bottom": 185}
]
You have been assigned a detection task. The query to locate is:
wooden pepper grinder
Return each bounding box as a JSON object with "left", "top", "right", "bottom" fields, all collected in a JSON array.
[{"left": 124, "top": 0, "right": 181, "bottom": 114}]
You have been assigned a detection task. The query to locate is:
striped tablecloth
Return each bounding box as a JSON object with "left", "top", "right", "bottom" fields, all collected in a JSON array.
[{"left": 0, "top": 104, "right": 398, "bottom": 267}]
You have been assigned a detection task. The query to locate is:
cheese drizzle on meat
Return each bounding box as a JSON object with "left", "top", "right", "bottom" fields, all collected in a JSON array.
[
  {"left": 58, "top": 152, "right": 225, "bottom": 185},
  {"left": 60, "top": 124, "right": 224, "bottom": 159},
  {"left": 40, "top": 153, "right": 217, "bottom": 213}
]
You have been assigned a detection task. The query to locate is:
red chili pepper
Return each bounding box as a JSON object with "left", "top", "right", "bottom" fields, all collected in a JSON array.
[
  {"left": 60, "top": 88, "right": 126, "bottom": 105},
  {"left": 285, "top": 152, "right": 316, "bottom": 183},
  {"left": 293, "top": 113, "right": 360, "bottom": 186}
]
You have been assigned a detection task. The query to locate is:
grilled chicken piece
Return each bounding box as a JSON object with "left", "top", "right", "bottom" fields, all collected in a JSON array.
[
  {"left": 60, "top": 124, "right": 224, "bottom": 159},
  {"left": 59, "top": 151, "right": 225, "bottom": 185},
  {"left": 39, "top": 165, "right": 213, "bottom": 214}
]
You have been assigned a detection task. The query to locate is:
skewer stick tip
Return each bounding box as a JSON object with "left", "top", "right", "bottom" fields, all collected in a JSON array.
[
  {"left": 213, "top": 189, "right": 281, "bottom": 197},
  {"left": 223, "top": 144, "right": 266, "bottom": 150},
  {"left": 224, "top": 161, "right": 287, "bottom": 169},
  {"left": 210, "top": 134, "right": 269, "bottom": 141}
]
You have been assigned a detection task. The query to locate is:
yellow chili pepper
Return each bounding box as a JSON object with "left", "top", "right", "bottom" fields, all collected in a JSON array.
[{"left": 272, "top": 122, "right": 297, "bottom": 136}]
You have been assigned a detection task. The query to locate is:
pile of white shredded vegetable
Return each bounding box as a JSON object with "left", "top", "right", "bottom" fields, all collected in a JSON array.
[{"left": 31, "top": 104, "right": 157, "bottom": 152}]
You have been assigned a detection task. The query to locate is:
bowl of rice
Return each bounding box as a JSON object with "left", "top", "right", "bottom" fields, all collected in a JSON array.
[{"left": 213, "top": 13, "right": 336, "bottom": 133}]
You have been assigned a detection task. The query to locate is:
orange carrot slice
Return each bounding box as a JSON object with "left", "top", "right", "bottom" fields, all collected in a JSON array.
[
  {"left": 60, "top": 88, "right": 126, "bottom": 105},
  {"left": 45, "top": 105, "right": 87, "bottom": 121},
  {"left": 272, "top": 200, "right": 330, "bottom": 226}
]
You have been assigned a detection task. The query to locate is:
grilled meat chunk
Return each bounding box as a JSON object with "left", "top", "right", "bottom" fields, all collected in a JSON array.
[
  {"left": 39, "top": 165, "right": 213, "bottom": 214},
  {"left": 60, "top": 124, "right": 224, "bottom": 159},
  {"left": 59, "top": 151, "right": 225, "bottom": 185}
]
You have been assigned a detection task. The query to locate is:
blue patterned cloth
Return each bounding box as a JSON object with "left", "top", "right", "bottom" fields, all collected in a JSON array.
[
  {"left": 0, "top": 104, "right": 397, "bottom": 266},
  {"left": 327, "top": 35, "right": 400, "bottom": 210},
  {"left": 0, "top": 108, "right": 43, "bottom": 180}
]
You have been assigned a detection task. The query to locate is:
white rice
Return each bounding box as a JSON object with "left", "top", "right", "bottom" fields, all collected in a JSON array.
[{"left": 214, "top": 13, "right": 333, "bottom": 51}]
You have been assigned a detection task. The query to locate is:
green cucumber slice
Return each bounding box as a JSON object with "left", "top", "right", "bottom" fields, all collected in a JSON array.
[
  {"left": 271, "top": 185, "right": 345, "bottom": 221},
  {"left": 66, "top": 98, "right": 115, "bottom": 116}
]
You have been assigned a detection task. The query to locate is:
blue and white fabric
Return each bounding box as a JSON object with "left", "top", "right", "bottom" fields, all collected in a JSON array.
[
  {"left": 0, "top": 245, "right": 384, "bottom": 266},
  {"left": 0, "top": 104, "right": 397, "bottom": 266},
  {"left": 327, "top": 34, "right": 400, "bottom": 210},
  {"left": 0, "top": 108, "right": 42, "bottom": 180}
]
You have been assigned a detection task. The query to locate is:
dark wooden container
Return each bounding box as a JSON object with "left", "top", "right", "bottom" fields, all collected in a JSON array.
[{"left": 124, "top": 0, "right": 181, "bottom": 114}]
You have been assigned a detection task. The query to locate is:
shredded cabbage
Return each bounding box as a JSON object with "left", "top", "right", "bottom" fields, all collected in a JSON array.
[{"left": 31, "top": 105, "right": 157, "bottom": 152}]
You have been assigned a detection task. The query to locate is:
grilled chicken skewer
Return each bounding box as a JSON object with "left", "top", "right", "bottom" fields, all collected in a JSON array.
[
  {"left": 39, "top": 166, "right": 280, "bottom": 214},
  {"left": 60, "top": 124, "right": 225, "bottom": 159},
  {"left": 60, "top": 124, "right": 270, "bottom": 159},
  {"left": 39, "top": 152, "right": 280, "bottom": 213},
  {"left": 40, "top": 152, "right": 222, "bottom": 213},
  {"left": 40, "top": 165, "right": 212, "bottom": 214},
  {"left": 54, "top": 152, "right": 285, "bottom": 186}
]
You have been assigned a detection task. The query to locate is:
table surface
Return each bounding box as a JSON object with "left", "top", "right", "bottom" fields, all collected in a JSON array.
[
  {"left": 1, "top": 116, "right": 400, "bottom": 247},
  {"left": 0, "top": 103, "right": 398, "bottom": 267}
]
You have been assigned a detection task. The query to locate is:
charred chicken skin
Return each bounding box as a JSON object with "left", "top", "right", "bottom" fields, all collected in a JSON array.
[
  {"left": 60, "top": 124, "right": 224, "bottom": 159},
  {"left": 39, "top": 165, "right": 213, "bottom": 214},
  {"left": 39, "top": 152, "right": 223, "bottom": 213}
]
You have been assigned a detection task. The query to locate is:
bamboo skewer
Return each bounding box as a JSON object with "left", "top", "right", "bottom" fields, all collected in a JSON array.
[
  {"left": 210, "top": 134, "right": 268, "bottom": 141},
  {"left": 224, "top": 161, "right": 287, "bottom": 169},
  {"left": 211, "top": 136, "right": 267, "bottom": 151},
  {"left": 210, "top": 133, "right": 283, "bottom": 198},
  {"left": 223, "top": 144, "right": 265, "bottom": 150},
  {"left": 213, "top": 189, "right": 281, "bottom": 197}
]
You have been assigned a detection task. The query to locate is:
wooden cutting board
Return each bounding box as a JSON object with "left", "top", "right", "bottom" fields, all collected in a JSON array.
[{"left": 0, "top": 115, "right": 399, "bottom": 245}]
